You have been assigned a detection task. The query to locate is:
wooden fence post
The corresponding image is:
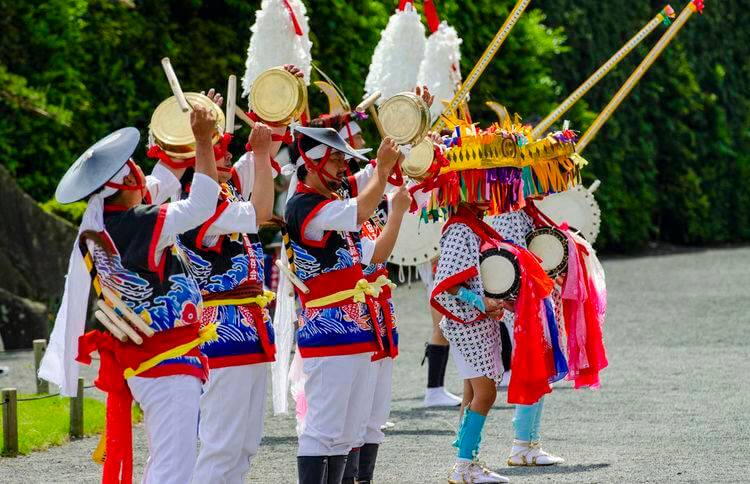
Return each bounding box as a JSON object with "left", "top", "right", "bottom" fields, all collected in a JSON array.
[
  {"left": 33, "top": 339, "right": 49, "bottom": 394},
  {"left": 1, "top": 388, "right": 18, "bottom": 457},
  {"left": 69, "top": 378, "right": 84, "bottom": 439}
]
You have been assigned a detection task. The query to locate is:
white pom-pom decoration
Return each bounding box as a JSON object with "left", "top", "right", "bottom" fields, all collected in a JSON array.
[
  {"left": 242, "top": 0, "right": 313, "bottom": 99},
  {"left": 417, "top": 22, "right": 463, "bottom": 121},
  {"left": 364, "top": 3, "right": 426, "bottom": 104}
]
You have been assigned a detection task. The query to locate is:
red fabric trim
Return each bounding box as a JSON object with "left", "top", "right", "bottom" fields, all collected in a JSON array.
[
  {"left": 281, "top": 0, "right": 304, "bottom": 35},
  {"left": 195, "top": 200, "right": 230, "bottom": 251},
  {"left": 429, "top": 267, "right": 484, "bottom": 323},
  {"left": 424, "top": 0, "right": 440, "bottom": 33},
  {"left": 208, "top": 350, "right": 276, "bottom": 369},
  {"left": 298, "top": 341, "right": 378, "bottom": 358},
  {"left": 147, "top": 204, "right": 169, "bottom": 281},
  {"left": 104, "top": 204, "right": 129, "bottom": 213},
  {"left": 368, "top": 274, "right": 398, "bottom": 361},
  {"left": 76, "top": 325, "right": 207, "bottom": 484},
  {"left": 299, "top": 198, "right": 335, "bottom": 248}
]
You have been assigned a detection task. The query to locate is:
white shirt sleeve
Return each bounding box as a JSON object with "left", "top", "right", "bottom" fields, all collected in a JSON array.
[
  {"left": 360, "top": 236, "right": 376, "bottom": 266},
  {"left": 303, "top": 198, "right": 359, "bottom": 241},
  {"left": 156, "top": 173, "right": 220, "bottom": 256},
  {"left": 352, "top": 163, "right": 375, "bottom": 191},
  {"left": 203, "top": 201, "right": 258, "bottom": 236},
  {"left": 233, "top": 152, "right": 255, "bottom": 201},
  {"left": 145, "top": 163, "right": 181, "bottom": 204}
]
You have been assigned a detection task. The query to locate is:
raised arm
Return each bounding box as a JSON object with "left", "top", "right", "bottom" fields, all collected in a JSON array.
[
  {"left": 370, "top": 186, "right": 410, "bottom": 264},
  {"left": 355, "top": 137, "right": 402, "bottom": 225},
  {"left": 248, "top": 123, "right": 274, "bottom": 224}
]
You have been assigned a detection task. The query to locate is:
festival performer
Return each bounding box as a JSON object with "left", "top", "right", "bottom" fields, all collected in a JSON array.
[
  {"left": 39, "top": 105, "right": 221, "bottom": 484},
  {"left": 411, "top": 114, "right": 583, "bottom": 482},
  {"left": 283, "top": 125, "right": 402, "bottom": 483},
  {"left": 186, "top": 118, "right": 278, "bottom": 483},
  {"left": 488, "top": 209, "right": 568, "bottom": 467}
]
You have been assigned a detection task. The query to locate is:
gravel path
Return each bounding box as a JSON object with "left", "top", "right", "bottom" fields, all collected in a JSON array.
[{"left": 2, "top": 248, "right": 749, "bottom": 483}]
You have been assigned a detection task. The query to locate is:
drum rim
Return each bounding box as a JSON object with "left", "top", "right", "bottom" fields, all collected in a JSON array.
[
  {"left": 250, "top": 67, "right": 306, "bottom": 124},
  {"left": 150, "top": 92, "right": 225, "bottom": 159},
  {"left": 379, "top": 92, "right": 430, "bottom": 145},
  {"left": 479, "top": 247, "right": 521, "bottom": 300},
  {"left": 526, "top": 226, "right": 569, "bottom": 277},
  {"left": 401, "top": 138, "right": 434, "bottom": 179}
]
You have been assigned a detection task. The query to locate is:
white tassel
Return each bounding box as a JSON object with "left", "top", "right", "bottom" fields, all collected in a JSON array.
[
  {"left": 364, "top": 3, "right": 426, "bottom": 104},
  {"left": 417, "top": 21, "right": 463, "bottom": 122},
  {"left": 242, "top": 0, "right": 313, "bottom": 100}
]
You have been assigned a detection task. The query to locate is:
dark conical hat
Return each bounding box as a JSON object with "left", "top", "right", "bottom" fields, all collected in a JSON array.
[
  {"left": 292, "top": 126, "right": 369, "bottom": 162},
  {"left": 55, "top": 127, "right": 140, "bottom": 204}
]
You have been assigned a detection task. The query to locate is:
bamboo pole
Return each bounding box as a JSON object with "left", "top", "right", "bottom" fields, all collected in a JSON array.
[
  {"left": 69, "top": 377, "right": 84, "bottom": 439},
  {"left": 576, "top": 1, "right": 704, "bottom": 153},
  {"left": 432, "top": 0, "right": 532, "bottom": 132},
  {"left": 532, "top": 5, "right": 676, "bottom": 139}
]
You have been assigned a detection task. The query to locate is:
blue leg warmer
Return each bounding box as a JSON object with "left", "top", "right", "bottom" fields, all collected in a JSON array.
[
  {"left": 513, "top": 400, "right": 542, "bottom": 441},
  {"left": 453, "top": 409, "right": 487, "bottom": 460}
]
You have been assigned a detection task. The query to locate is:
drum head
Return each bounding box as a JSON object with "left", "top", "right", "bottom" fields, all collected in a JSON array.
[
  {"left": 479, "top": 248, "right": 520, "bottom": 300},
  {"left": 251, "top": 67, "right": 306, "bottom": 124},
  {"left": 150, "top": 93, "right": 225, "bottom": 159},
  {"left": 388, "top": 210, "right": 443, "bottom": 267},
  {"left": 379, "top": 93, "right": 430, "bottom": 145},
  {"left": 533, "top": 184, "right": 602, "bottom": 243},
  {"left": 526, "top": 227, "right": 569, "bottom": 277},
  {"left": 401, "top": 139, "right": 434, "bottom": 179}
]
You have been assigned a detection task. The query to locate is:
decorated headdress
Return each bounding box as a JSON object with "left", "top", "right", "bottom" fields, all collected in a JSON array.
[
  {"left": 364, "top": 1, "right": 426, "bottom": 104},
  {"left": 411, "top": 115, "right": 584, "bottom": 219},
  {"left": 241, "top": 0, "right": 313, "bottom": 99}
]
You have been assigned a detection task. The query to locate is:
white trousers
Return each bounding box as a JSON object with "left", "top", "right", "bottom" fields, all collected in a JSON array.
[
  {"left": 193, "top": 364, "right": 268, "bottom": 484},
  {"left": 356, "top": 357, "right": 394, "bottom": 447},
  {"left": 127, "top": 374, "right": 202, "bottom": 484},
  {"left": 298, "top": 353, "right": 373, "bottom": 456}
]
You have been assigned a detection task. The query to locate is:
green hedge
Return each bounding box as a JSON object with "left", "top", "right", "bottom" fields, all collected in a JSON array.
[{"left": 1, "top": 1, "right": 747, "bottom": 252}]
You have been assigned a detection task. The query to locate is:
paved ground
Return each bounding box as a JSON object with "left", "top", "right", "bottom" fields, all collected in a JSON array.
[{"left": 2, "top": 247, "right": 749, "bottom": 483}]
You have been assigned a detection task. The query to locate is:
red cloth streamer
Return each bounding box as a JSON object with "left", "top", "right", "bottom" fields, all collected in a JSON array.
[
  {"left": 76, "top": 326, "right": 208, "bottom": 484},
  {"left": 692, "top": 0, "right": 704, "bottom": 14},
  {"left": 282, "top": 0, "right": 304, "bottom": 35},
  {"left": 423, "top": 0, "right": 440, "bottom": 33}
]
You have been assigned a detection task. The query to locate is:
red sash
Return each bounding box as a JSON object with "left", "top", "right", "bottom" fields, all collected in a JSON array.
[{"left": 76, "top": 325, "right": 207, "bottom": 484}]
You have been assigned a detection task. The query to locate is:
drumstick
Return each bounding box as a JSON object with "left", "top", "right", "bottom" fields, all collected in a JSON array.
[
  {"left": 97, "top": 300, "right": 144, "bottom": 345},
  {"left": 101, "top": 286, "right": 155, "bottom": 337},
  {"left": 236, "top": 109, "right": 256, "bottom": 128},
  {"left": 576, "top": 1, "right": 704, "bottom": 153},
  {"left": 531, "top": 5, "right": 676, "bottom": 139},
  {"left": 94, "top": 310, "right": 128, "bottom": 343},
  {"left": 588, "top": 179, "right": 601, "bottom": 194},
  {"left": 161, "top": 57, "right": 191, "bottom": 113},
  {"left": 226, "top": 75, "right": 237, "bottom": 135},
  {"left": 368, "top": 106, "right": 386, "bottom": 138},
  {"left": 275, "top": 259, "right": 310, "bottom": 294},
  {"left": 356, "top": 91, "right": 382, "bottom": 113}
]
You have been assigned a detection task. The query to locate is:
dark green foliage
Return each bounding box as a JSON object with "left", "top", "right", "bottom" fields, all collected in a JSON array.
[{"left": 0, "top": 0, "right": 746, "bottom": 252}]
